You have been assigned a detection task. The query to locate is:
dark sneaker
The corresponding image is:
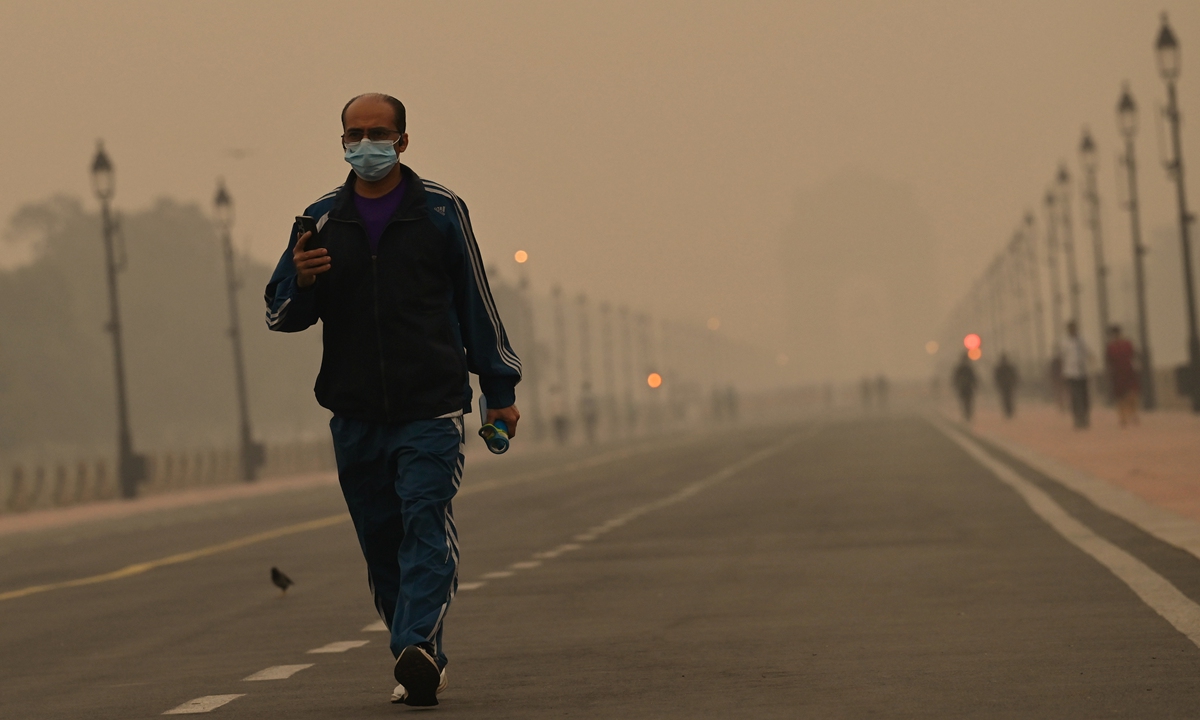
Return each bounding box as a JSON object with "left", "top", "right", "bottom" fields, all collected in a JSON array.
[
  {"left": 393, "top": 643, "right": 441, "bottom": 707},
  {"left": 390, "top": 667, "right": 448, "bottom": 704}
]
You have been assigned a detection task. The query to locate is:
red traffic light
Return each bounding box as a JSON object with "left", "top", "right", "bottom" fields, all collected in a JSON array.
[{"left": 963, "top": 333, "right": 982, "bottom": 351}]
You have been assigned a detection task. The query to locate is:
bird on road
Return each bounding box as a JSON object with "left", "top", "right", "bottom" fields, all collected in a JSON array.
[{"left": 271, "top": 567, "right": 294, "bottom": 595}]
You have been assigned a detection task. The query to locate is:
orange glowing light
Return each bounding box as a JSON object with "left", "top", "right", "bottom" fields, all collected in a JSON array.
[
  {"left": 963, "top": 333, "right": 982, "bottom": 351},
  {"left": 707, "top": 316, "right": 720, "bottom": 331},
  {"left": 514, "top": 250, "right": 528, "bottom": 263},
  {"left": 647, "top": 372, "right": 663, "bottom": 388},
  {"left": 925, "top": 341, "right": 939, "bottom": 355},
  {"left": 967, "top": 347, "right": 982, "bottom": 361}
]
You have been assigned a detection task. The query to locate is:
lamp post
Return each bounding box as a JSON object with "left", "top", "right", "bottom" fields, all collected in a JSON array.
[
  {"left": 1056, "top": 164, "right": 1084, "bottom": 328},
  {"left": 1022, "top": 212, "right": 1048, "bottom": 370},
  {"left": 1156, "top": 13, "right": 1200, "bottom": 412},
  {"left": 90, "top": 142, "right": 145, "bottom": 499},
  {"left": 1044, "top": 191, "right": 1066, "bottom": 350},
  {"left": 1116, "top": 82, "right": 1156, "bottom": 410},
  {"left": 1079, "top": 128, "right": 1112, "bottom": 365},
  {"left": 213, "top": 181, "right": 264, "bottom": 481}
]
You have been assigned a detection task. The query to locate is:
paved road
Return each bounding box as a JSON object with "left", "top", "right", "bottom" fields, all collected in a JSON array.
[{"left": 4, "top": 416, "right": 1200, "bottom": 718}]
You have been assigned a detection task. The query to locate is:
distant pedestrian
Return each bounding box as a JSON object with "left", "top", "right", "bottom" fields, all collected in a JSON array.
[
  {"left": 265, "top": 93, "right": 522, "bottom": 707},
  {"left": 1105, "top": 324, "right": 1140, "bottom": 427},
  {"left": 953, "top": 353, "right": 978, "bottom": 421},
  {"left": 994, "top": 353, "right": 1019, "bottom": 419},
  {"left": 875, "top": 374, "right": 889, "bottom": 411},
  {"left": 1061, "top": 321, "right": 1091, "bottom": 429}
]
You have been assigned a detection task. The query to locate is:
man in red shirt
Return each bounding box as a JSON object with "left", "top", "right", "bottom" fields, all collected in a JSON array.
[{"left": 1106, "top": 325, "right": 1140, "bottom": 426}]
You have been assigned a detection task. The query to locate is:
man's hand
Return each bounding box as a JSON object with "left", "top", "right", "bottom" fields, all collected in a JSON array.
[
  {"left": 293, "top": 231, "right": 331, "bottom": 288},
  {"left": 486, "top": 405, "right": 520, "bottom": 438}
]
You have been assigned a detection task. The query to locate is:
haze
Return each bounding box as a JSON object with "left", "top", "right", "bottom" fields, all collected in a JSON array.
[{"left": 1, "top": 0, "right": 1198, "bottom": 383}]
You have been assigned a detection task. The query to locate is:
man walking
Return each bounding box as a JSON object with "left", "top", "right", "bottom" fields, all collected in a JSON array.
[
  {"left": 993, "top": 353, "right": 1019, "bottom": 419},
  {"left": 953, "top": 353, "right": 978, "bottom": 422},
  {"left": 265, "top": 93, "right": 521, "bottom": 707},
  {"left": 1061, "top": 321, "right": 1091, "bottom": 429},
  {"left": 1105, "top": 324, "right": 1140, "bottom": 426}
]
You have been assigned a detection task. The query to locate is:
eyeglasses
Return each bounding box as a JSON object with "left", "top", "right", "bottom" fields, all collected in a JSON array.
[{"left": 341, "top": 128, "right": 401, "bottom": 144}]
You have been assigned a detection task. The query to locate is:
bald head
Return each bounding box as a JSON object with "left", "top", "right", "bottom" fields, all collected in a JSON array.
[{"left": 341, "top": 93, "right": 406, "bottom": 134}]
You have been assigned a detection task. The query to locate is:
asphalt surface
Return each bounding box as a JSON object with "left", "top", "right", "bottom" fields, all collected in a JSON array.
[{"left": 3, "top": 415, "right": 1200, "bottom": 718}]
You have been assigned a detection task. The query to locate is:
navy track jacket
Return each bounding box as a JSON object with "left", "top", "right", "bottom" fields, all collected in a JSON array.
[{"left": 264, "top": 166, "right": 521, "bottom": 423}]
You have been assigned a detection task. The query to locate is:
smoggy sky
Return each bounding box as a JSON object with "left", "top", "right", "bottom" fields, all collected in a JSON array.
[{"left": 1, "top": 1, "right": 1197, "bottom": 380}]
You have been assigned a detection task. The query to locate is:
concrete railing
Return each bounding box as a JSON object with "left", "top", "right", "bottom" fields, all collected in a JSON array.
[{"left": 2, "top": 439, "right": 336, "bottom": 515}]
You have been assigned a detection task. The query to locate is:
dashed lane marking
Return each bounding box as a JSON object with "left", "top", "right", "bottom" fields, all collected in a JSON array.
[
  {"left": 934, "top": 419, "right": 1200, "bottom": 651},
  {"left": 307, "top": 640, "right": 369, "bottom": 654},
  {"left": 458, "top": 581, "right": 486, "bottom": 590},
  {"left": 361, "top": 620, "right": 388, "bottom": 632},
  {"left": 243, "top": 664, "right": 314, "bottom": 681},
  {"left": 462, "top": 434, "right": 800, "bottom": 588},
  {"left": 163, "top": 694, "right": 245, "bottom": 714}
]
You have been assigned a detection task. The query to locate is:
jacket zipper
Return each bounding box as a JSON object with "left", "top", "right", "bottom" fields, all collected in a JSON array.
[{"left": 370, "top": 256, "right": 394, "bottom": 422}]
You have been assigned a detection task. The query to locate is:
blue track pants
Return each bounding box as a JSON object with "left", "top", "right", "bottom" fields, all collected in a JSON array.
[{"left": 329, "top": 415, "right": 463, "bottom": 667}]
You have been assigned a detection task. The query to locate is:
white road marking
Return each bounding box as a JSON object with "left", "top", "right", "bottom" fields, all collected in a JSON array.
[
  {"left": 462, "top": 436, "right": 800, "bottom": 598},
  {"left": 163, "top": 695, "right": 244, "bottom": 714},
  {"left": 976, "top": 429, "right": 1200, "bottom": 562},
  {"left": 361, "top": 620, "right": 388, "bottom": 632},
  {"left": 243, "top": 664, "right": 313, "bottom": 681},
  {"left": 936, "top": 420, "right": 1200, "bottom": 650},
  {"left": 307, "top": 640, "right": 369, "bottom": 654}
]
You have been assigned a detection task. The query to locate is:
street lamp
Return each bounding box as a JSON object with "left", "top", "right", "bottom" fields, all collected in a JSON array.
[
  {"left": 1079, "top": 127, "right": 1112, "bottom": 369},
  {"left": 1116, "top": 82, "right": 1156, "bottom": 409},
  {"left": 90, "top": 142, "right": 146, "bottom": 499},
  {"left": 1022, "top": 212, "right": 1048, "bottom": 371},
  {"left": 1056, "top": 164, "right": 1084, "bottom": 328},
  {"left": 1156, "top": 13, "right": 1200, "bottom": 412},
  {"left": 1044, "top": 190, "right": 1065, "bottom": 351},
  {"left": 213, "top": 180, "right": 264, "bottom": 481}
]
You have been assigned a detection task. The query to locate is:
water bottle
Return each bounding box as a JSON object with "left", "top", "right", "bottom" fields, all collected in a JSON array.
[
  {"left": 477, "top": 396, "right": 510, "bottom": 454},
  {"left": 479, "top": 419, "right": 510, "bottom": 454}
]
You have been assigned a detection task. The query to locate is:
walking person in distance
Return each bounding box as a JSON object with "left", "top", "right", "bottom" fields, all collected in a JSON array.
[
  {"left": 1061, "top": 321, "right": 1091, "bottom": 429},
  {"left": 1105, "top": 324, "right": 1140, "bottom": 427},
  {"left": 993, "top": 353, "right": 1019, "bottom": 419},
  {"left": 953, "top": 353, "right": 978, "bottom": 422},
  {"left": 264, "top": 93, "right": 521, "bottom": 707}
]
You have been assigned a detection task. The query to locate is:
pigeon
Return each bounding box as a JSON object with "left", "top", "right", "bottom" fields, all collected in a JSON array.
[{"left": 271, "top": 567, "right": 294, "bottom": 595}]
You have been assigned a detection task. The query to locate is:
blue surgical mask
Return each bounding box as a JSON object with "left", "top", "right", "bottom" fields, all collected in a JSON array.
[{"left": 344, "top": 139, "right": 398, "bottom": 182}]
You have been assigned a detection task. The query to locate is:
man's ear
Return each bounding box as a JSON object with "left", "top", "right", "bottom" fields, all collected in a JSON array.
[{"left": 397, "top": 133, "right": 409, "bottom": 153}]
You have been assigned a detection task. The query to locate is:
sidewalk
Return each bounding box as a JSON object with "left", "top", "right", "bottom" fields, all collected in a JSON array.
[{"left": 959, "top": 398, "right": 1200, "bottom": 524}]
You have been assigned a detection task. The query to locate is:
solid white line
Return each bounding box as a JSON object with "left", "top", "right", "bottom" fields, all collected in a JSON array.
[
  {"left": 361, "top": 620, "right": 388, "bottom": 632},
  {"left": 307, "top": 640, "right": 369, "bottom": 654},
  {"left": 243, "top": 664, "right": 313, "bottom": 681},
  {"left": 482, "top": 571, "right": 514, "bottom": 579},
  {"left": 976, "top": 429, "right": 1200, "bottom": 562},
  {"left": 510, "top": 560, "right": 542, "bottom": 570},
  {"left": 163, "top": 695, "right": 245, "bottom": 714},
  {"left": 458, "top": 581, "right": 486, "bottom": 590},
  {"left": 935, "top": 420, "right": 1200, "bottom": 649}
]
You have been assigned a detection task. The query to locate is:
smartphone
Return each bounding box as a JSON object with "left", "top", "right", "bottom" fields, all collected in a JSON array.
[{"left": 295, "top": 215, "right": 321, "bottom": 248}]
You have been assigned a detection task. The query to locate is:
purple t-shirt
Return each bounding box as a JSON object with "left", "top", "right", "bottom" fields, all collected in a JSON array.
[{"left": 354, "top": 179, "right": 405, "bottom": 256}]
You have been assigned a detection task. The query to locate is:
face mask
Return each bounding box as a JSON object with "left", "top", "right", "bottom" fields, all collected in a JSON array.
[{"left": 344, "top": 139, "right": 398, "bottom": 182}]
